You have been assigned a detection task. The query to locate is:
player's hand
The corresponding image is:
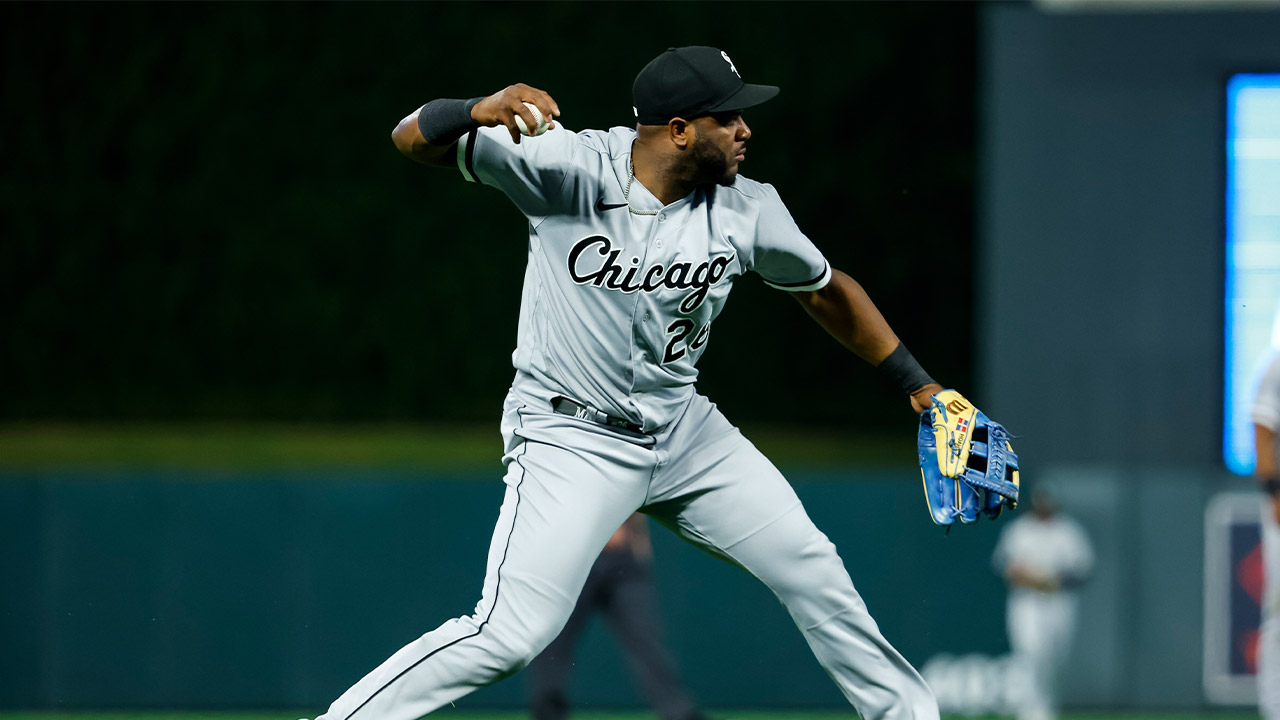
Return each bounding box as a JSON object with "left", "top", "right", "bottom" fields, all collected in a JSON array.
[
  {"left": 909, "top": 382, "right": 944, "bottom": 414},
  {"left": 1007, "top": 565, "right": 1057, "bottom": 592},
  {"left": 1271, "top": 494, "right": 1280, "bottom": 526},
  {"left": 471, "top": 84, "right": 561, "bottom": 144}
]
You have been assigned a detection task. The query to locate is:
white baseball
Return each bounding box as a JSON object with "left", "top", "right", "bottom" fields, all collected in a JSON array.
[{"left": 514, "top": 101, "right": 549, "bottom": 137}]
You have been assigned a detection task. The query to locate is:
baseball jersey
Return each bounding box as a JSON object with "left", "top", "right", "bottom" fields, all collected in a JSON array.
[
  {"left": 456, "top": 124, "right": 830, "bottom": 432},
  {"left": 1252, "top": 353, "right": 1280, "bottom": 617},
  {"left": 991, "top": 514, "right": 1094, "bottom": 595},
  {"left": 1253, "top": 353, "right": 1280, "bottom": 437}
]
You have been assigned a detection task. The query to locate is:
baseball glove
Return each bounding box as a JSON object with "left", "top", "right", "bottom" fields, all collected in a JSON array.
[{"left": 918, "top": 389, "right": 1020, "bottom": 526}]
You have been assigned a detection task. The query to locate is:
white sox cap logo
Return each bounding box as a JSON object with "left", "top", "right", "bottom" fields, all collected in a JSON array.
[{"left": 721, "top": 51, "right": 739, "bottom": 78}]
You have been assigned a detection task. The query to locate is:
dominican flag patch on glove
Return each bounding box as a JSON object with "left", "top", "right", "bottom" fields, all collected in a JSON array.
[{"left": 918, "top": 389, "right": 1020, "bottom": 526}]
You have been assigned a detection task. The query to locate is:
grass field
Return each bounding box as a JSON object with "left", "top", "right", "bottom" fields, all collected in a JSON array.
[
  {"left": 0, "top": 707, "right": 1259, "bottom": 712},
  {"left": 0, "top": 423, "right": 915, "bottom": 470}
]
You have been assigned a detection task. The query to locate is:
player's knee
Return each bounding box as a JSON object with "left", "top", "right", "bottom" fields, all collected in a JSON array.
[
  {"left": 771, "top": 535, "right": 846, "bottom": 595},
  {"left": 869, "top": 675, "right": 940, "bottom": 720},
  {"left": 480, "top": 619, "right": 562, "bottom": 678},
  {"left": 517, "top": 633, "right": 556, "bottom": 670},
  {"left": 469, "top": 639, "right": 537, "bottom": 681},
  {"left": 903, "top": 676, "right": 941, "bottom": 720}
]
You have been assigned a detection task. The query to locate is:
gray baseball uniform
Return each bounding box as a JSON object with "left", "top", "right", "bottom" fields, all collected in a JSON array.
[
  {"left": 1251, "top": 353, "right": 1280, "bottom": 720},
  {"left": 311, "top": 122, "right": 937, "bottom": 720},
  {"left": 991, "top": 509, "right": 1093, "bottom": 720}
]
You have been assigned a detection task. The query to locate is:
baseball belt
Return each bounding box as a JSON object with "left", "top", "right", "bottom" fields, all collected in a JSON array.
[{"left": 551, "top": 396, "right": 644, "bottom": 434}]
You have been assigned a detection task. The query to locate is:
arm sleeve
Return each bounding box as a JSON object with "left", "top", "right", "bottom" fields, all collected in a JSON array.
[
  {"left": 1254, "top": 354, "right": 1280, "bottom": 432},
  {"left": 455, "top": 124, "right": 579, "bottom": 223},
  {"left": 747, "top": 183, "right": 831, "bottom": 292},
  {"left": 1062, "top": 521, "right": 1095, "bottom": 584}
]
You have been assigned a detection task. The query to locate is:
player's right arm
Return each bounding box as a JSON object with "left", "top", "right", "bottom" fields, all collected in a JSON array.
[
  {"left": 391, "top": 107, "right": 455, "bottom": 167},
  {"left": 391, "top": 84, "right": 560, "bottom": 167}
]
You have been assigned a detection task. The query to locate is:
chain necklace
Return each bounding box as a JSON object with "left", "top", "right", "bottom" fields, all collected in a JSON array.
[{"left": 625, "top": 159, "right": 660, "bottom": 216}]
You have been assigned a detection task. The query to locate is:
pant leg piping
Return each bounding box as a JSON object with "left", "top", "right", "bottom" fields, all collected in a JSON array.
[{"left": 340, "top": 405, "right": 530, "bottom": 720}]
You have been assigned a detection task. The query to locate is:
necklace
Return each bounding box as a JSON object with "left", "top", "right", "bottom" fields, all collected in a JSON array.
[{"left": 625, "top": 159, "right": 660, "bottom": 216}]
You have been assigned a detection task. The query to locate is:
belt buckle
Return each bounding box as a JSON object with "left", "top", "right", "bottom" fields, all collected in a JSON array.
[{"left": 553, "top": 396, "right": 640, "bottom": 434}]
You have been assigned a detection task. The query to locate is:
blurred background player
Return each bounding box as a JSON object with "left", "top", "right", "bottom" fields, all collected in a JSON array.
[
  {"left": 991, "top": 487, "right": 1094, "bottom": 720},
  {"left": 1251, "top": 351, "right": 1280, "bottom": 720},
  {"left": 526, "top": 514, "right": 708, "bottom": 720}
]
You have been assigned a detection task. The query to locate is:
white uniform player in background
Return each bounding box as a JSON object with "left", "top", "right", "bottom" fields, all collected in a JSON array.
[
  {"left": 300, "top": 46, "right": 961, "bottom": 720},
  {"left": 990, "top": 488, "right": 1093, "bottom": 720},
  {"left": 1251, "top": 352, "right": 1280, "bottom": 720}
]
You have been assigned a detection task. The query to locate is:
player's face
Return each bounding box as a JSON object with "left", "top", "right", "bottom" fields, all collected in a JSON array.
[{"left": 689, "top": 111, "right": 751, "bottom": 187}]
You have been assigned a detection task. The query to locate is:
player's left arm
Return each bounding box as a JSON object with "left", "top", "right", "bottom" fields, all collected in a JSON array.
[
  {"left": 1254, "top": 422, "right": 1280, "bottom": 525},
  {"left": 790, "top": 268, "right": 942, "bottom": 412},
  {"left": 1250, "top": 355, "right": 1280, "bottom": 526},
  {"left": 792, "top": 265, "right": 1018, "bottom": 524}
]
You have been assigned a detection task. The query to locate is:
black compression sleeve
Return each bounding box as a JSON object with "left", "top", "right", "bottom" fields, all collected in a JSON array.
[
  {"left": 417, "top": 97, "right": 485, "bottom": 146},
  {"left": 876, "top": 341, "right": 937, "bottom": 395}
]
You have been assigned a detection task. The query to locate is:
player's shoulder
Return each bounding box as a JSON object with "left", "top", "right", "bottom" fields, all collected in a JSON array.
[
  {"left": 1056, "top": 515, "right": 1089, "bottom": 537},
  {"left": 720, "top": 174, "right": 773, "bottom": 200},
  {"left": 712, "top": 175, "right": 787, "bottom": 214},
  {"left": 475, "top": 123, "right": 620, "bottom": 157},
  {"left": 1262, "top": 351, "right": 1280, "bottom": 381},
  {"left": 569, "top": 126, "right": 637, "bottom": 159}
]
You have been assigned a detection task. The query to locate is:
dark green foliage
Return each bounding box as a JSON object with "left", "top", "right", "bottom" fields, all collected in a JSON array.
[{"left": 0, "top": 2, "right": 975, "bottom": 425}]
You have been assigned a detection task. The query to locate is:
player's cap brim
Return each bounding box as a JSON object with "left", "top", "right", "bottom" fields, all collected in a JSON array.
[{"left": 703, "top": 83, "right": 779, "bottom": 115}]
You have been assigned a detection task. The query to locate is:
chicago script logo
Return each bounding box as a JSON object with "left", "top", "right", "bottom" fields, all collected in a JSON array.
[{"left": 567, "top": 235, "right": 735, "bottom": 314}]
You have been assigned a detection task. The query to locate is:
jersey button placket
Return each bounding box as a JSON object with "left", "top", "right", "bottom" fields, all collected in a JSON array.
[{"left": 634, "top": 207, "right": 668, "bottom": 382}]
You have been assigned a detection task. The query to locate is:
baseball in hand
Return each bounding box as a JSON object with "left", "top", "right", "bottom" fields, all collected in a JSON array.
[{"left": 514, "top": 101, "right": 550, "bottom": 137}]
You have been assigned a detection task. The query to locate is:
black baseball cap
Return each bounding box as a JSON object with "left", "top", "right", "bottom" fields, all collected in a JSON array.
[{"left": 632, "top": 46, "right": 779, "bottom": 125}]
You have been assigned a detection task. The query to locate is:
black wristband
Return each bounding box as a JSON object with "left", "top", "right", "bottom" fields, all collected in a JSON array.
[
  {"left": 876, "top": 342, "right": 936, "bottom": 395},
  {"left": 417, "top": 97, "right": 484, "bottom": 146},
  {"left": 1263, "top": 476, "right": 1280, "bottom": 497}
]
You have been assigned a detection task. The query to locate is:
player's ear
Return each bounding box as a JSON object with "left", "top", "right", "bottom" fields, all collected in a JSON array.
[{"left": 668, "top": 117, "right": 691, "bottom": 149}]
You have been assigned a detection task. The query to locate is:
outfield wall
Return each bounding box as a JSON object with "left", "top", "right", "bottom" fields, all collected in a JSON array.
[
  {"left": 0, "top": 468, "right": 1238, "bottom": 711},
  {"left": 980, "top": 8, "right": 1280, "bottom": 465},
  {"left": 978, "top": 6, "right": 1280, "bottom": 711}
]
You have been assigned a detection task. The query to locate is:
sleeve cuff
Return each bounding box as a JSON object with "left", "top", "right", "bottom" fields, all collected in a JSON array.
[
  {"left": 457, "top": 128, "right": 479, "bottom": 183},
  {"left": 762, "top": 262, "right": 831, "bottom": 292},
  {"left": 1253, "top": 406, "right": 1280, "bottom": 432}
]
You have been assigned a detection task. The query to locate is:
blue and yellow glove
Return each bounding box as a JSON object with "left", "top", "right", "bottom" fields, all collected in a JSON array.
[{"left": 918, "top": 389, "right": 1020, "bottom": 526}]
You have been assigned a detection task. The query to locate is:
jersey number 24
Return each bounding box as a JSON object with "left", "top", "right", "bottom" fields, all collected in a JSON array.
[{"left": 663, "top": 319, "right": 710, "bottom": 364}]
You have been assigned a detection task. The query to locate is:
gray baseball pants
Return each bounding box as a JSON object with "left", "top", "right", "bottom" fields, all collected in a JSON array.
[
  {"left": 313, "top": 384, "right": 938, "bottom": 720},
  {"left": 526, "top": 542, "right": 701, "bottom": 720}
]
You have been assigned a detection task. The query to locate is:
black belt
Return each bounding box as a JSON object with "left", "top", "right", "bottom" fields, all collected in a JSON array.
[{"left": 551, "top": 396, "right": 644, "bottom": 433}]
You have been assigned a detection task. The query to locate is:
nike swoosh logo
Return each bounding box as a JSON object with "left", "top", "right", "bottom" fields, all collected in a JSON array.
[{"left": 596, "top": 198, "right": 628, "bottom": 212}]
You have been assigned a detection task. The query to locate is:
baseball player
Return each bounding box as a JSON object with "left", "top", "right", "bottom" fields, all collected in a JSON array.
[
  {"left": 1251, "top": 352, "right": 1280, "bottom": 720},
  {"left": 990, "top": 488, "right": 1093, "bottom": 720},
  {"left": 303, "top": 46, "right": 950, "bottom": 720},
  {"left": 527, "top": 514, "right": 708, "bottom": 720}
]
